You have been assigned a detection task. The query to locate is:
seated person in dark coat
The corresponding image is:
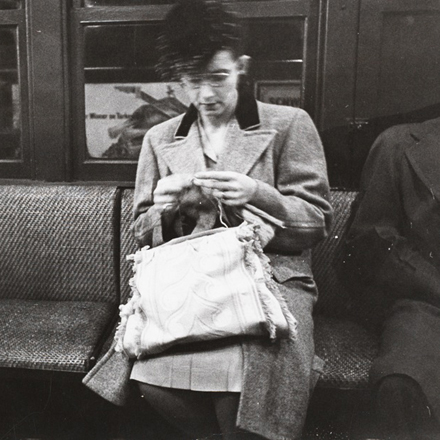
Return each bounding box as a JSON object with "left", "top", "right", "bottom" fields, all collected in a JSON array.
[{"left": 345, "top": 116, "right": 440, "bottom": 440}]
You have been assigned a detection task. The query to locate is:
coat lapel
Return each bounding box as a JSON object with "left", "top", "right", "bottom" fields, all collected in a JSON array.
[
  {"left": 217, "top": 122, "right": 276, "bottom": 175},
  {"left": 155, "top": 123, "right": 207, "bottom": 175},
  {"left": 155, "top": 90, "right": 273, "bottom": 176},
  {"left": 405, "top": 117, "right": 440, "bottom": 200}
]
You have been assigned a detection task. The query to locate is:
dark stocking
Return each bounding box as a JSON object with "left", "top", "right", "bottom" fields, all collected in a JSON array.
[
  {"left": 212, "top": 393, "right": 263, "bottom": 439},
  {"left": 138, "top": 383, "right": 265, "bottom": 439},
  {"left": 138, "top": 383, "right": 220, "bottom": 438}
]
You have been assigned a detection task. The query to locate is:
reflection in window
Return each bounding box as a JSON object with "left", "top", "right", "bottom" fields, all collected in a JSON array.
[
  {"left": 85, "top": 83, "right": 189, "bottom": 159},
  {"left": 83, "top": 18, "right": 304, "bottom": 161},
  {"left": 0, "top": 0, "right": 20, "bottom": 9},
  {"left": 0, "top": 28, "right": 20, "bottom": 160}
]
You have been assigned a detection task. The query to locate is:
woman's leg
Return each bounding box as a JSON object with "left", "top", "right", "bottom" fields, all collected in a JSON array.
[
  {"left": 138, "top": 382, "right": 220, "bottom": 438},
  {"left": 138, "top": 384, "right": 265, "bottom": 440},
  {"left": 212, "top": 393, "right": 265, "bottom": 440},
  {"left": 212, "top": 392, "right": 239, "bottom": 440}
]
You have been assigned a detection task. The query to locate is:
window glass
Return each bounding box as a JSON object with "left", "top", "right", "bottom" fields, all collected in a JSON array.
[
  {"left": 84, "top": 24, "right": 189, "bottom": 160},
  {"left": 247, "top": 18, "right": 304, "bottom": 107},
  {"left": 0, "top": 27, "right": 20, "bottom": 160},
  {"left": 83, "top": 17, "right": 304, "bottom": 161},
  {"left": 0, "top": 0, "right": 20, "bottom": 9},
  {"left": 84, "top": 24, "right": 160, "bottom": 83},
  {"left": 85, "top": 82, "right": 189, "bottom": 160},
  {"left": 247, "top": 18, "right": 303, "bottom": 62}
]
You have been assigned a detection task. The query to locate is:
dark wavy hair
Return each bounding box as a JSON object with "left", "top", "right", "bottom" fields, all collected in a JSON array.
[{"left": 156, "top": 0, "right": 243, "bottom": 81}]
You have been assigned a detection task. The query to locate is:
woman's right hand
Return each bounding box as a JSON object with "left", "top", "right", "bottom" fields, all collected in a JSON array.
[{"left": 153, "top": 174, "right": 194, "bottom": 212}]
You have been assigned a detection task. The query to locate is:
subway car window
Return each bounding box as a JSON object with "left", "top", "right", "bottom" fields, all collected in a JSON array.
[
  {"left": 248, "top": 18, "right": 304, "bottom": 108},
  {"left": 83, "top": 23, "right": 188, "bottom": 160},
  {"left": 0, "top": 27, "right": 20, "bottom": 160},
  {"left": 82, "top": 18, "right": 304, "bottom": 162}
]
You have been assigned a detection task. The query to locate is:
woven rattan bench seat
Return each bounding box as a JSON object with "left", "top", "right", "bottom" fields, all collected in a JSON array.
[
  {"left": 0, "top": 185, "right": 120, "bottom": 375},
  {"left": 314, "top": 316, "right": 378, "bottom": 389},
  {"left": 309, "top": 190, "right": 379, "bottom": 389},
  {"left": 0, "top": 299, "right": 116, "bottom": 372}
]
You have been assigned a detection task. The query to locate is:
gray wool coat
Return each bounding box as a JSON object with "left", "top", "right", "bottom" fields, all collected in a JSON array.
[
  {"left": 346, "top": 117, "right": 440, "bottom": 421},
  {"left": 85, "top": 91, "right": 332, "bottom": 440}
]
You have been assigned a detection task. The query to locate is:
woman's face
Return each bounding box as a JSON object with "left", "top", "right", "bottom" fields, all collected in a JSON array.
[{"left": 180, "top": 50, "right": 241, "bottom": 122}]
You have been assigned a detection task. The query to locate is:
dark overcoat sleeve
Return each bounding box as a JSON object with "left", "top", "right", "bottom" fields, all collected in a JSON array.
[{"left": 346, "top": 126, "right": 440, "bottom": 306}]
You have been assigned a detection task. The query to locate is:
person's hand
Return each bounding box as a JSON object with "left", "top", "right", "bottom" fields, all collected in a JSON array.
[
  {"left": 193, "top": 171, "right": 257, "bottom": 206},
  {"left": 153, "top": 174, "right": 193, "bottom": 212}
]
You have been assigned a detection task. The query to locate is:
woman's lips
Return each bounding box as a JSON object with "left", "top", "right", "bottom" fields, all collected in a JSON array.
[{"left": 201, "top": 103, "right": 220, "bottom": 112}]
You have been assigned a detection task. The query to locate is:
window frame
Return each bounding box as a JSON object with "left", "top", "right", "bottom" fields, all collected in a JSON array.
[{"left": 0, "top": 8, "right": 31, "bottom": 179}]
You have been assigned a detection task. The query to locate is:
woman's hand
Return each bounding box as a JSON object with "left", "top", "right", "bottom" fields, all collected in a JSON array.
[
  {"left": 153, "top": 174, "right": 194, "bottom": 212},
  {"left": 193, "top": 171, "right": 257, "bottom": 206}
]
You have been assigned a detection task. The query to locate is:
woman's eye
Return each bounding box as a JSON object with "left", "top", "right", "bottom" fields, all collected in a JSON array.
[
  {"left": 209, "top": 75, "right": 223, "bottom": 85},
  {"left": 189, "top": 77, "right": 202, "bottom": 85},
  {"left": 213, "top": 74, "right": 228, "bottom": 81}
]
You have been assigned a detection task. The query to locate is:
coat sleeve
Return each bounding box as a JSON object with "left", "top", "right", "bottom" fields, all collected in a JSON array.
[
  {"left": 132, "top": 131, "right": 176, "bottom": 248},
  {"left": 250, "top": 108, "right": 333, "bottom": 253},
  {"left": 346, "top": 127, "right": 440, "bottom": 305}
]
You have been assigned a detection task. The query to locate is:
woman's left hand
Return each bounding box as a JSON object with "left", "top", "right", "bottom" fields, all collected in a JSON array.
[{"left": 193, "top": 171, "right": 257, "bottom": 206}]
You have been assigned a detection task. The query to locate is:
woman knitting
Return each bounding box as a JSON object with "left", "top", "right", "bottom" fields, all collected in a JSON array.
[{"left": 131, "top": 1, "right": 332, "bottom": 438}]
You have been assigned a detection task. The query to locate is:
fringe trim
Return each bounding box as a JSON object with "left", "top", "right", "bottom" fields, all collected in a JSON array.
[
  {"left": 267, "top": 276, "right": 298, "bottom": 340},
  {"left": 114, "top": 253, "right": 143, "bottom": 356},
  {"left": 256, "top": 283, "right": 278, "bottom": 341},
  {"left": 237, "top": 222, "right": 298, "bottom": 341}
]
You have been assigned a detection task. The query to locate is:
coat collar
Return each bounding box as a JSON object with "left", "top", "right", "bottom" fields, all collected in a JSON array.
[
  {"left": 174, "top": 89, "right": 261, "bottom": 138},
  {"left": 155, "top": 90, "right": 276, "bottom": 177},
  {"left": 405, "top": 117, "right": 440, "bottom": 200}
]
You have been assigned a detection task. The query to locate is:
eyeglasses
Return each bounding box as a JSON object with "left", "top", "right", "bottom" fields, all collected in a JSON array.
[{"left": 181, "top": 72, "right": 231, "bottom": 89}]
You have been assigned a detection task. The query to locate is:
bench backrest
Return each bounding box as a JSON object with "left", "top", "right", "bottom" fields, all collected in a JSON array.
[
  {"left": 0, "top": 185, "right": 118, "bottom": 303},
  {"left": 312, "top": 190, "right": 358, "bottom": 317},
  {"left": 120, "top": 188, "right": 136, "bottom": 303}
]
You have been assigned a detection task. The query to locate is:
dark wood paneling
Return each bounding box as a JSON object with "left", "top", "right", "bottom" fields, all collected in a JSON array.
[
  {"left": 318, "top": 0, "right": 360, "bottom": 188},
  {"left": 27, "top": 0, "right": 69, "bottom": 181},
  {"left": 352, "top": 0, "right": 440, "bottom": 186}
]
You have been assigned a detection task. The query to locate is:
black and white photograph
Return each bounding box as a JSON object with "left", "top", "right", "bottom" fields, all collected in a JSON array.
[{"left": 1, "top": 1, "right": 440, "bottom": 439}]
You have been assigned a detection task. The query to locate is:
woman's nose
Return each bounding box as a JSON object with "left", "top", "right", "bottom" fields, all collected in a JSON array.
[{"left": 197, "top": 83, "right": 216, "bottom": 99}]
